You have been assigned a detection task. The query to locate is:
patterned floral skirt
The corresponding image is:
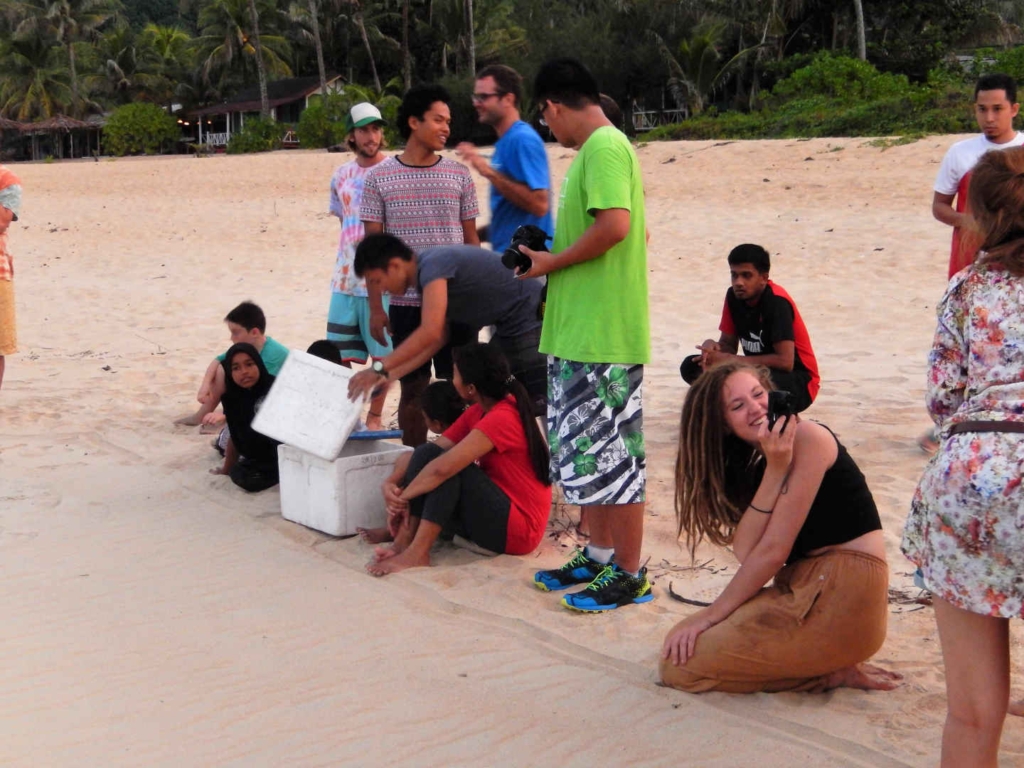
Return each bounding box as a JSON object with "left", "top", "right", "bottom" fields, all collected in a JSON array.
[{"left": 902, "top": 432, "right": 1024, "bottom": 618}]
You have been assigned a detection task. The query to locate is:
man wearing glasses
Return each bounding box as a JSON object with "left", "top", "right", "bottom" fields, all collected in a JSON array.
[
  {"left": 518, "top": 58, "right": 652, "bottom": 613},
  {"left": 457, "top": 65, "right": 553, "bottom": 253}
]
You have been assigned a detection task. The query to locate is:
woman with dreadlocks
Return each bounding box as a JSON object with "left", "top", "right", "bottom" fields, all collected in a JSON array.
[{"left": 660, "top": 361, "right": 900, "bottom": 694}]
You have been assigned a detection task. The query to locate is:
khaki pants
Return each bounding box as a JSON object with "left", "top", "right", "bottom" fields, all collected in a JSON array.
[
  {"left": 0, "top": 278, "right": 15, "bottom": 356},
  {"left": 660, "top": 549, "right": 888, "bottom": 693}
]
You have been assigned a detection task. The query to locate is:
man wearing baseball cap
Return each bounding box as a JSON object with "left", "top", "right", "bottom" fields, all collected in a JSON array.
[{"left": 325, "top": 102, "right": 391, "bottom": 429}]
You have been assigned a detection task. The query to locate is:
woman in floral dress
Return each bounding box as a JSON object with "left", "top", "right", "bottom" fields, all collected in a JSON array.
[{"left": 902, "top": 146, "right": 1024, "bottom": 768}]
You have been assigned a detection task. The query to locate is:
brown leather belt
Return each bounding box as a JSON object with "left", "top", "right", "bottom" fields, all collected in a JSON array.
[{"left": 948, "top": 420, "right": 1024, "bottom": 435}]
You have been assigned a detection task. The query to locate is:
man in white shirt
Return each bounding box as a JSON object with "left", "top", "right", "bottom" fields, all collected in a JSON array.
[
  {"left": 920, "top": 73, "right": 1022, "bottom": 455},
  {"left": 933, "top": 73, "right": 1022, "bottom": 280}
]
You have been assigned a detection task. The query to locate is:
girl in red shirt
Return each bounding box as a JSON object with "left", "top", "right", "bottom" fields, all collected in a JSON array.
[{"left": 367, "top": 343, "right": 552, "bottom": 576}]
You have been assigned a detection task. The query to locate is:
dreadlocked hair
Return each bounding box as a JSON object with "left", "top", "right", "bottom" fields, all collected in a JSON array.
[
  {"left": 967, "top": 146, "right": 1024, "bottom": 277},
  {"left": 675, "top": 361, "right": 774, "bottom": 559}
]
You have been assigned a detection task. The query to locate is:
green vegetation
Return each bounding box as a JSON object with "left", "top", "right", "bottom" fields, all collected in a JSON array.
[
  {"left": 647, "top": 53, "right": 976, "bottom": 141},
  {"left": 2, "top": 0, "right": 1024, "bottom": 150},
  {"left": 103, "top": 100, "right": 178, "bottom": 153},
  {"left": 226, "top": 115, "right": 281, "bottom": 152}
]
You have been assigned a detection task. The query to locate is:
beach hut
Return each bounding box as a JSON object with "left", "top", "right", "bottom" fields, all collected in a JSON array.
[
  {"left": 189, "top": 75, "right": 345, "bottom": 149},
  {"left": 15, "top": 115, "right": 105, "bottom": 160}
]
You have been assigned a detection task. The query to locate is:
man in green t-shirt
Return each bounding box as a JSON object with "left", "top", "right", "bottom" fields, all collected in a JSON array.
[{"left": 517, "top": 58, "right": 651, "bottom": 613}]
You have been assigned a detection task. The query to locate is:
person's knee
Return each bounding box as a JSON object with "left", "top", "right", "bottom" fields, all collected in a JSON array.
[
  {"left": 679, "top": 355, "right": 702, "bottom": 384},
  {"left": 406, "top": 442, "right": 445, "bottom": 479},
  {"left": 658, "top": 657, "right": 722, "bottom": 693}
]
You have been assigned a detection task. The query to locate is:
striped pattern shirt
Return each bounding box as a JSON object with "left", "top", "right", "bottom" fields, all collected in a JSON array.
[{"left": 360, "top": 156, "right": 479, "bottom": 306}]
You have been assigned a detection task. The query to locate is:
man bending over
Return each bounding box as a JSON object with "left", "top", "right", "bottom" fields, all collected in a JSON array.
[{"left": 347, "top": 233, "right": 546, "bottom": 412}]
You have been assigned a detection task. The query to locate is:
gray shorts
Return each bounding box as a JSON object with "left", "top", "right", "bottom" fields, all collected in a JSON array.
[{"left": 546, "top": 356, "right": 645, "bottom": 505}]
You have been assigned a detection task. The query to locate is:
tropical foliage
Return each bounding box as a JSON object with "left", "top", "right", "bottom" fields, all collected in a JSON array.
[
  {"left": 103, "top": 99, "right": 178, "bottom": 152},
  {"left": 2, "top": 0, "right": 1024, "bottom": 141}
]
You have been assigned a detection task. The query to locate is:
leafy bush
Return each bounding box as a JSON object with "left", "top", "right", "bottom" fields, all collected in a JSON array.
[
  {"left": 103, "top": 102, "right": 178, "bottom": 156},
  {"left": 226, "top": 117, "right": 282, "bottom": 154},
  {"left": 297, "top": 93, "right": 352, "bottom": 149},
  {"left": 648, "top": 54, "right": 975, "bottom": 141}
]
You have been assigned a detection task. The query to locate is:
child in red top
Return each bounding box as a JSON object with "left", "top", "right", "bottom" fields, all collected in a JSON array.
[{"left": 367, "top": 343, "right": 552, "bottom": 576}]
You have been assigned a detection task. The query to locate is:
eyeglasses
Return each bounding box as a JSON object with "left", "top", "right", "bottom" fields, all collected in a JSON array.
[{"left": 471, "top": 91, "right": 504, "bottom": 103}]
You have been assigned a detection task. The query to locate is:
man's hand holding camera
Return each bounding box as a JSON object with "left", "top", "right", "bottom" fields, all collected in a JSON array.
[{"left": 514, "top": 245, "right": 558, "bottom": 279}]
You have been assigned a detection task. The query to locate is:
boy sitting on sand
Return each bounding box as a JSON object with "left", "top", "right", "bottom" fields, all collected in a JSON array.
[
  {"left": 176, "top": 301, "right": 289, "bottom": 427},
  {"left": 679, "top": 244, "right": 820, "bottom": 414}
]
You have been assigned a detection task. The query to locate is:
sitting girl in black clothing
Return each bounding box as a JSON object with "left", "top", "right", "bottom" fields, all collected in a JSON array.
[
  {"left": 357, "top": 380, "right": 467, "bottom": 545},
  {"left": 210, "top": 343, "right": 281, "bottom": 493}
]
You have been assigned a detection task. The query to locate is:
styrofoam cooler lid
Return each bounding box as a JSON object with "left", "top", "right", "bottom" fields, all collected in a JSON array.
[{"left": 251, "top": 350, "right": 365, "bottom": 460}]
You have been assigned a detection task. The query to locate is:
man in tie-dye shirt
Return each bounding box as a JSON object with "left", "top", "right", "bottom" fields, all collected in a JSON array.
[
  {"left": 326, "top": 103, "right": 393, "bottom": 429},
  {"left": 0, "top": 164, "right": 23, "bottom": 392}
]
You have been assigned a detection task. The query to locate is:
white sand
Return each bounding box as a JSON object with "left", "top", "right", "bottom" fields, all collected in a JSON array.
[{"left": 1, "top": 137, "right": 1022, "bottom": 765}]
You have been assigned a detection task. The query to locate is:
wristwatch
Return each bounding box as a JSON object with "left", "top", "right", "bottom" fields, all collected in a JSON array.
[{"left": 371, "top": 360, "right": 388, "bottom": 377}]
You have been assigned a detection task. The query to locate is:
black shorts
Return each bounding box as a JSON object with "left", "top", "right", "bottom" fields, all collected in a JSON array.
[{"left": 388, "top": 304, "right": 477, "bottom": 384}]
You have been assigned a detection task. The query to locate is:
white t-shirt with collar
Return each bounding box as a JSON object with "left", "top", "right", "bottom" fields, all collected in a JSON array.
[{"left": 934, "top": 132, "right": 1024, "bottom": 195}]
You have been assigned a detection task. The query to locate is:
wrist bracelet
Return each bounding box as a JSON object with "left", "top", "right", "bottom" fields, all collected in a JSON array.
[{"left": 748, "top": 502, "right": 773, "bottom": 514}]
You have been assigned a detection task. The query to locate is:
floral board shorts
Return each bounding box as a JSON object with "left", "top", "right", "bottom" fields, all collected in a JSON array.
[{"left": 546, "top": 356, "right": 645, "bottom": 505}]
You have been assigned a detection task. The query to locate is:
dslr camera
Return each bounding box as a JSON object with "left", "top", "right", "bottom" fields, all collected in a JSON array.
[
  {"left": 767, "top": 390, "right": 796, "bottom": 431},
  {"left": 501, "top": 225, "right": 550, "bottom": 273}
]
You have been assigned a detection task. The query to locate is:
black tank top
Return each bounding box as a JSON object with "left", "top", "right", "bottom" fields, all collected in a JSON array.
[{"left": 786, "top": 427, "right": 882, "bottom": 564}]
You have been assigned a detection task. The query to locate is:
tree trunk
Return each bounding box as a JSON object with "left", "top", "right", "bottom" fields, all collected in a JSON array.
[
  {"left": 67, "top": 42, "right": 80, "bottom": 105},
  {"left": 853, "top": 0, "right": 866, "bottom": 60},
  {"left": 309, "top": 0, "right": 327, "bottom": 94},
  {"left": 247, "top": 0, "right": 270, "bottom": 118},
  {"left": 353, "top": 8, "right": 382, "bottom": 92},
  {"left": 401, "top": 0, "right": 411, "bottom": 91},
  {"left": 464, "top": 0, "right": 475, "bottom": 77}
]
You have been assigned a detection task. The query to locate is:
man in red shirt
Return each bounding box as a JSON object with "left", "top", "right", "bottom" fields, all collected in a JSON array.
[{"left": 681, "top": 244, "right": 820, "bottom": 413}]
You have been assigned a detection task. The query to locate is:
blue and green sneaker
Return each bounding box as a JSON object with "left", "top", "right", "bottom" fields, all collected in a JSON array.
[
  {"left": 561, "top": 565, "right": 654, "bottom": 612},
  {"left": 533, "top": 548, "right": 606, "bottom": 592}
]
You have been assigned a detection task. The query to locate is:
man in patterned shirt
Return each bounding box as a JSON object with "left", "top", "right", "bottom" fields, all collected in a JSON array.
[
  {"left": 326, "top": 102, "right": 392, "bottom": 430},
  {"left": 361, "top": 83, "right": 480, "bottom": 446},
  {"left": 0, "top": 164, "right": 23, "bottom": 392}
]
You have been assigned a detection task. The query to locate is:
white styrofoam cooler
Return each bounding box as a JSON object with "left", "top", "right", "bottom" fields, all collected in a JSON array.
[{"left": 278, "top": 439, "right": 412, "bottom": 537}]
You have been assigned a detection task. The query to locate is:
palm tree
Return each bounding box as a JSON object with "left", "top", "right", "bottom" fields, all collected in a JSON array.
[
  {"left": 652, "top": 22, "right": 759, "bottom": 115},
  {"left": 286, "top": 0, "right": 327, "bottom": 93},
  {"left": 853, "top": 0, "right": 866, "bottom": 59},
  {"left": 138, "top": 23, "right": 193, "bottom": 107},
  {"left": 0, "top": 35, "right": 74, "bottom": 120},
  {"left": 348, "top": 0, "right": 382, "bottom": 92},
  {"left": 195, "top": 0, "right": 292, "bottom": 94},
  {"left": 246, "top": 0, "right": 270, "bottom": 116},
  {"left": 14, "top": 0, "right": 117, "bottom": 104}
]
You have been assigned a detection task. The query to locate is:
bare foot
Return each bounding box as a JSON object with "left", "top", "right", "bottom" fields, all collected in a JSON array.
[
  {"left": 365, "top": 413, "right": 383, "bottom": 431},
  {"left": 365, "top": 548, "right": 430, "bottom": 576},
  {"left": 357, "top": 526, "right": 393, "bottom": 544},
  {"left": 372, "top": 545, "right": 399, "bottom": 563},
  {"left": 174, "top": 412, "right": 201, "bottom": 426},
  {"left": 1009, "top": 699, "right": 1024, "bottom": 717},
  {"left": 821, "top": 663, "right": 904, "bottom": 691}
]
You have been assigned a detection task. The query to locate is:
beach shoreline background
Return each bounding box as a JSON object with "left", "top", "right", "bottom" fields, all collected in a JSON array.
[{"left": 1, "top": 137, "right": 1022, "bottom": 765}]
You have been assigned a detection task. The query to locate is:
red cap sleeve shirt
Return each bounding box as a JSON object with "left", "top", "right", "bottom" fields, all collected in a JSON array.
[{"left": 443, "top": 397, "right": 552, "bottom": 555}]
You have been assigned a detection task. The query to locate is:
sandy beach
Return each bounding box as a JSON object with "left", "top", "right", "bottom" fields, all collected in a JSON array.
[{"left": 2, "top": 136, "right": 1022, "bottom": 766}]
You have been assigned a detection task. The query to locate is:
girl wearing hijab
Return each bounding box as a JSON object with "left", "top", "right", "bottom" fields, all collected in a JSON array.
[{"left": 211, "top": 343, "right": 280, "bottom": 492}]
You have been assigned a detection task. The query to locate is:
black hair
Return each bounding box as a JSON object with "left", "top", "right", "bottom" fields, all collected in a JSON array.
[
  {"left": 533, "top": 57, "right": 600, "bottom": 109},
  {"left": 599, "top": 93, "right": 622, "bottom": 129},
  {"left": 452, "top": 343, "right": 550, "bottom": 485},
  {"left": 477, "top": 64, "right": 522, "bottom": 106},
  {"left": 397, "top": 84, "right": 451, "bottom": 140},
  {"left": 975, "top": 73, "right": 1018, "bottom": 104},
  {"left": 354, "top": 233, "right": 415, "bottom": 276},
  {"left": 306, "top": 340, "right": 343, "bottom": 365},
  {"left": 420, "top": 380, "right": 466, "bottom": 430},
  {"left": 224, "top": 301, "right": 266, "bottom": 333},
  {"left": 727, "top": 244, "right": 771, "bottom": 274}
]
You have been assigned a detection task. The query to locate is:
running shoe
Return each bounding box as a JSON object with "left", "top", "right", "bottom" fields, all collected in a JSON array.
[
  {"left": 533, "top": 548, "right": 606, "bottom": 592},
  {"left": 561, "top": 565, "right": 654, "bottom": 612}
]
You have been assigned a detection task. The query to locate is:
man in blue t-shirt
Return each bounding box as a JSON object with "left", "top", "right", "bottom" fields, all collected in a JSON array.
[{"left": 457, "top": 65, "right": 553, "bottom": 253}]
